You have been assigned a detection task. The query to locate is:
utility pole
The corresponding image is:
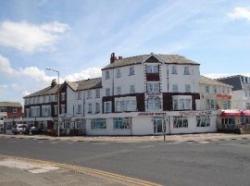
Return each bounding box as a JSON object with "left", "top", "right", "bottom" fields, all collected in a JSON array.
[{"left": 46, "top": 68, "right": 60, "bottom": 137}]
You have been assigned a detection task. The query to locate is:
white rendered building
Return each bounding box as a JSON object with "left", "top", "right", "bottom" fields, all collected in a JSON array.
[{"left": 24, "top": 53, "right": 217, "bottom": 135}]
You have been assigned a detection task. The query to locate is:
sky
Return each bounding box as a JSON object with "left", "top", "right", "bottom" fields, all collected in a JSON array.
[{"left": 0, "top": 0, "right": 250, "bottom": 104}]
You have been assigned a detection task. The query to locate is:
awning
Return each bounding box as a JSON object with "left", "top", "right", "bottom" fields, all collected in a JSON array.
[
  {"left": 221, "top": 110, "right": 241, "bottom": 116},
  {"left": 242, "top": 110, "right": 250, "bottom": 116}
]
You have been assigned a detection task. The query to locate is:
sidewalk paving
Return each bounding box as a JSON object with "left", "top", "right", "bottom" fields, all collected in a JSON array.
[
  {"left": 0, "top": 155, "right": 159, "bottom": 186},
  {"left": 1, "top": 133, "right": 250, "bottom": 143}
]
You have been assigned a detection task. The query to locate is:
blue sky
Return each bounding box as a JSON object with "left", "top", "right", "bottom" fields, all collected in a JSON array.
[{"left": 0, "top": 0, "right": 250, "bottom": 104}]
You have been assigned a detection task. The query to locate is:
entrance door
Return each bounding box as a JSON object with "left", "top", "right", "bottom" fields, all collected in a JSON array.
[{"left": 153, "top": 117, "right": 163, "bottom": 134}]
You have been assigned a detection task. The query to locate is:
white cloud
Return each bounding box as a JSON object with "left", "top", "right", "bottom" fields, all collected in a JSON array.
[
  {"left": 0, "top": 55, "right": 17, "bottom": 75},
  {"left": 0, "top": 21, "right": 69, "bottom": 52},
  {"left": 64, "top": 67, "right": 101, "bottom": 81},
  {"left": 228, "top": 7, "right": 250, "bottom": 21}
]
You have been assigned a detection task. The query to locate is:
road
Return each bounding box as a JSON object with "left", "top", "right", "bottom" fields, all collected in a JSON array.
[{"left": 0, "top": 137, "right": 250, "bottom": 186}]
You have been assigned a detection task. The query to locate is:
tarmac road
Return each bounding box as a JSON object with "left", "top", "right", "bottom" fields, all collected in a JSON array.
[{"left": 0, "top": 137, "right": 250, "bottom": 186}]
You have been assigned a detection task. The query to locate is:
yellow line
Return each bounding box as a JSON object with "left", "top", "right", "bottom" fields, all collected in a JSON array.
[{"left": 0, "top": 154, "right": 162, "bottom": 186}]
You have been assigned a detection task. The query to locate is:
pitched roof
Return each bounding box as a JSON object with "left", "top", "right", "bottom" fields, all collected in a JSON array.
[
  {"left": 0, "top": 101, "right": 22, "bottom": 108},
  {"left": 23, "top": 84, "right": 61, "bottom": 98},
  {"left": 69, "top": 77, "right": 102, "bottom": 91},
  {"left": 217, "top": 75, "right": 243, "bottom": 91},
  {"left": 102, "top": 53, "right": 199, "bottom": 69},
  {"left": 200, "top": 76, "right": 232, "bottom": 88},
  {"left": 24, "top": 78, "right": 102, "bottom": 98}
]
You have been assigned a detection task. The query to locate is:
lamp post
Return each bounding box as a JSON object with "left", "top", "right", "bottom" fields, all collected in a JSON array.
[{"left": 46, "top": 68, "right": 60, "bottom": 137}]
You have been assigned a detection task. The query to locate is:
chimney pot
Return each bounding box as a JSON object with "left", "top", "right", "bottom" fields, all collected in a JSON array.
[{"left": 110, "top": 52, "right": 116, "bottom": 64}]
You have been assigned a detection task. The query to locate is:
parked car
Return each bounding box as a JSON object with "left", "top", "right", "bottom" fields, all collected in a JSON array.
[
  {"left": 12, "top": 124, "right": 29, "bottom": 135},
  {"left": 29, "top": 125, "right": 41, "bottom": 135}
]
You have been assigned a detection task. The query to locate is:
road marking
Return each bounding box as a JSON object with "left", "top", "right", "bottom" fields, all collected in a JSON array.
[{"left": 0, "top": 154, "right": 161, "bottom": 186}]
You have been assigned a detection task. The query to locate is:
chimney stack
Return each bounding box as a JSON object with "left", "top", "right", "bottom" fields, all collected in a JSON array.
[
  {"left": 51, "top": 79, "right": 57, "bottom": 87},
  {"left": 118, "top": 56, "right": 123, "bottom": 60},
  {"left": 110, "top": 52, "right": 116, "bottom": 64}
]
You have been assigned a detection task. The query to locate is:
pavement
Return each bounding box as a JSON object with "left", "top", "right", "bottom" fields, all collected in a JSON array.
[
  {"left": 1, "top": 132, "right": 250, "bottom": 143},
  {"left": 0, "top": 155, "right": 158, "bottom": 186},
  {"left": 0, "top": 134, "right": 250, "bottom": 186}
]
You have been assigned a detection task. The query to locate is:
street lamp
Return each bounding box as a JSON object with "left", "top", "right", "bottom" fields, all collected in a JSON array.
[{"left": 46, "top": 67, "right": 60, "bottom": 137}]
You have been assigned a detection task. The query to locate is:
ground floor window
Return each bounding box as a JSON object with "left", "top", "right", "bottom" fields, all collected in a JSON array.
[
  {"left": 196, "top": 115, "right": 210, "bottom": 127},
  {"left": 173, "top": 116, "right": 188, "bottom": 128},
  {"left": 221, "top": 117, "right": 235, "bottom": 125},
  {"left": 113, "top": 117, "right": 132, "bottom": 129},
  {"left": 91, "top": 118, "right": 106, "bottom": 129}
]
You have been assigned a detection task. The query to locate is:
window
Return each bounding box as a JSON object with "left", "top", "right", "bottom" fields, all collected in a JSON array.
[
  {"left": 205, "top": 86, "right": 210, "bottom": 93},
  {"left": 116, "top": 87, "right": 122, "bottom": 95},
  {"left": 197, "top": 115, "right": 210, "bottom": 127},
  {"left": 61, "top": 104, "right": 65, "bottom": 114},
  {"left": 171, "top": 65, "right": 177, "bottom": 74},
  {"left": 54, "top": 105, "right": 58, "bottom": 115},
  {"left": 12, "top": 108, "right": 17, "bottom": 113},
  {"left": 105, "top": 70, "right": 110, "bottom": 80},
  {"left": 77, "top": 104, "right": 81, "bottom": 114},
  {"left": 104, "top": 101, "right": 112, "bottom": 113},
  {"left": 172, "top": 96, "right": 192, "bottom": 110},
  {"left": 115, "top": 98, "right": 136, "bottom": 112},
  {"left": 95, "top": 103, "right": 100, "bottom": 113},
  {"left": 91, "top": 118, "right": 106, "bottom": 129},
  {"left": 113, "top": 117, "right": 132, "bottom": 129},
  {"left": 77, "top": 92, "right": 81, "bottom": 100},
  {"left": 213, "top": 86, "right": 217, "bottom": 94},
  {"left": 172, "top": 84, "right": 178, "bottom": 92},
  {"left": 185, "top": 84, "right": 191, "bottom": 92},
  {"left": 147, "top": 82, "right": 160, "bottom": 94},
  {"left": 129, "top": 66, "right": 135, "bottom": 76},
  {"left": 116, "top": 68, "right": 121, "bottom": 78},
  {"left": 105, "top": 88, "right": 111, "bottom": 96},
  {"left": 95, "top": 89, "right": 100, "bottom": 98},
  {"left": 88, "top": 103, "right": 92, "bottom": 113},
  {"left": 42, "top": 105, "right": 51, "bottom": 117},
  {"left": 146, "top": 65, "right": 159, "bottom": 73},
  {"left": 61, "top": 92, "right": 66, "bottom": 101},
  {"left": 87, "top": 90, "right": 92, "bottom": 99},
  {"left": 130, "top": 85, "right": 135, "bottom": 94},
  {"left": 173, "top": 116, "right": 188, "bottom": 128},
  {"left": 184, "top": 66, "right": 190, "bottom": 75},
  {"left": 147, "top": 97, "right": 161, "bottom": 111}
]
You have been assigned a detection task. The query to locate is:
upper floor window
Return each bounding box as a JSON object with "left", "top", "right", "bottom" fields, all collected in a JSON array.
[
  {"left": 173, "top": 97, "right": 192, "bottom": 110},
  {"left": 87, "top": 90, "right": 92, "bottom": 99},
  {"left": 61, "top": 104, "right": 65, "bottom": 113},
  {"left": 116, "top": 69, "right": 121, "bottom": 78},
  {"left": 105, "top": 70, "right": 110, "bottom": 80},
  {"left": 105, "top": 88, "right": 111, "bottom": 96},
  {"left": 213, "top": 86, "right": 217, "bottom": 94},
  {"left": 185, "top": 84, "right": 191, "bottom": 92},
  {"left": 147, "top": 82, "right": 160, "bottom": 94},
  {"left": 129, "top": 66, "right": 135, "bottom": 76},
  {"left": 61, "top": 92, "right": 66, "bottom": 101},
  {"left": 104, "top": 101, "right": 112, "bottom": 113},
  {"left": 130, "top": 85, "right": 135, "bottom": 94},
  {"left": 184, "top": 66, "right": 190, "bottom": 75},
  {"left": 95, "top": 103, "right": 100, "bottom": 113},
  {"left": 205, "top": 86, "right": 210, "bottom": 93},
  {"left": 147, "top": 97, "right": 161, "bottom": 111},
  {"left": 88, "top": 103, "right": 92, "bottom": 113},
  {"left": 172, "top": 84, "right": 178, "bottom": 92},
  {"left": 146, "top": 65, "right": 159, "bottom": 73},
  {"left": 116, "top": 86, "right": 122, "bottom": 95},
  {"left": 77, "top": 92, "right": 81, "bottom": 100},
  {"left": 171, "top": 65, "right": 177, "bottom": 74},
  {"left": 95, "top": 89, "right": 100, "bottom": 98},
  {"left": 77, "top": 104, "right": 81, "bottom": 114}
]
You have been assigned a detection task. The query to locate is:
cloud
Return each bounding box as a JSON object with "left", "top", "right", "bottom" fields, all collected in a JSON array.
[
  {"left": 64, "top": 67, "right": 101, "bottom": 81},
  {"left": 0, "top": 21, "right": 69, "bottom": 52},
  {"left": 228, "top": 7, "right": 250, "bottom": 21},
  {"left": 0, "top": 55, "right": 17, "bottom": 75}
]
